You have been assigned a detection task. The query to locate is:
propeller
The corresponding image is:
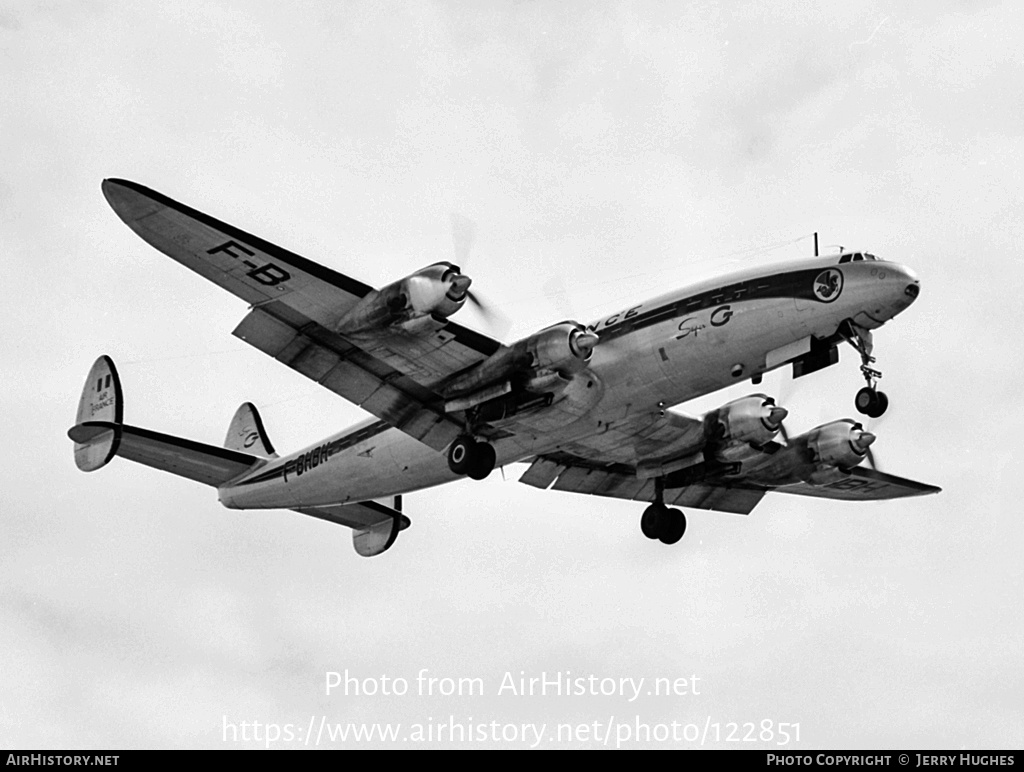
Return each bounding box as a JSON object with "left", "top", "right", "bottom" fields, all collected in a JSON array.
[
  {"left": 765, "top": 365, "right": 888, "bottom": 472},
  {"left": 543, "top": 274, "right": 577, "bottom": 321},
  {"left": 849, "top": 421, "right": 879, "bottom": 471},
  {"left": 860, "top": 423, "right": 884, "bottom": 471},
  {"left": 765, "top": 368, "right": 804, "bottom": 446},
  {"left": 864, "top": 446, "right": 879, "bottom": 471},
  {"left": 865, "top": 399, "right": 893, "bottom": 471},
  {"left": 449, "top": 212, "right": 511, "bottom": 339},
  {"left": 449, "top": 213, "right": 476, "bottom": 266},
  {"left": 762, "top": 395, "right": 791, "bottom": 445}
]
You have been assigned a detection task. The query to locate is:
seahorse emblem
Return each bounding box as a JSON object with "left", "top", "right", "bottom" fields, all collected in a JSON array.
[{"left": 813, "top": 269, "right": 843, "bottom": 302}]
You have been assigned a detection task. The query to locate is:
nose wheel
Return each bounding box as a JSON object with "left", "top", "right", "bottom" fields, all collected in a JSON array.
[
  {"left": 855, "top": 386, "right": 888, "bottom": 418},
  {"left": 447, "top": 435, "right": 497, "bottom": 480},
  {"left": 840, "top": 320, "right": 889, "bottom": 418}
]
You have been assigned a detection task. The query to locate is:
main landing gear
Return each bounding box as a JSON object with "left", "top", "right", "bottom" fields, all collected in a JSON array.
[
  {"left": 840, "top": 321, "right": 888, "bottom": 419},
  {"left": 640, "top": 480, "right": 687, "bottom": 545},
  {"left": 447, "top": 435, "right": 497, "bottom": 480}
]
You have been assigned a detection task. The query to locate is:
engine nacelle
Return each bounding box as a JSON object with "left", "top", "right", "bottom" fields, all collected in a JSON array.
[
  {"left": 336, "top": 262, "right": 471, "bottom": 334},
  {"left": 440, "top": 321, "right": 599, "bottom": 402},
  {"left": 522, "top": 322, "right": 599, "bottom": 377},
  {"left": 806, "top": 419, "right": 876, "bottom": 470},
  {"left": 712, "top": 394, "right": 788, "bottom": 447}
]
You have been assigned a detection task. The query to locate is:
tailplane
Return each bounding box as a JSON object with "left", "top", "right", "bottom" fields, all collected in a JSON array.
[
  {"left": 68, "top": 355, "right": 260, "bottom": 486},
  {"left": 70, "top": 355, "right": 410, "bottom": 555}
]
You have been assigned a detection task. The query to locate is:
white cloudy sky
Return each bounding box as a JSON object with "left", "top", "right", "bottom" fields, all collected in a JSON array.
[{"left": 2, "top": 0, "right": 1022, "bottom": 749}]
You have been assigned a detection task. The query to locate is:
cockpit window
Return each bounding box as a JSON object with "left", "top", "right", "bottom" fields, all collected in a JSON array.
[{"left": 838, "top": 251, "right": 879, "bottom": 264}]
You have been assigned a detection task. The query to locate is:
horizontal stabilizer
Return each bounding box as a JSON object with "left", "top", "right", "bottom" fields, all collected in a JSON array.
[
  {"left": 69, "top": 421, "right": 260, "bottom": 487},
  {"left": 293, "top": 497, "right": 409, "bottom": 557}
]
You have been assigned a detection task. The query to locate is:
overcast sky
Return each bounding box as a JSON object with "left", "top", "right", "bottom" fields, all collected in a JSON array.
[{"left": 3, "top": 0, "right": 1022, "bottom": 749}]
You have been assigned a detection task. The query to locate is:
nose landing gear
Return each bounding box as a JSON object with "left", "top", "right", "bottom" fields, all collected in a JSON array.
[
  {"left": 840, "top": 321, "right": 888, "bottom": 418},
  {"left": 855, "top": 385, "right": 888, "bottom": 418}
]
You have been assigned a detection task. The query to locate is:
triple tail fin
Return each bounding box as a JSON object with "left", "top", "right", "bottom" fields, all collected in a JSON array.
[
  {"left": 224, "top": 402, "right": 277, "bottom": 457},
  {"left": 72, "top": 355, "right": 123, "bottom": 471}
]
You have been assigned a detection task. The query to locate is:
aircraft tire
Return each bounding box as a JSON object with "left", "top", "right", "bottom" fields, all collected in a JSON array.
[
  {"left": 871, "top": 391, "right": 889, "bottom": 417},
  {"left": 658, "top": 509, "right": 687, "bottom": 545},
  {"left": 467, "top": 441, "right": 496, "bottom": 480},
  {"left": 447, "top": 436, "right": 476, "bottom": 475},
  {"left": 855, "top": 387, "right": 877, "bottom": 416},
  {"left": 640, "top": 504, "right": 664, "bottom": 539}
]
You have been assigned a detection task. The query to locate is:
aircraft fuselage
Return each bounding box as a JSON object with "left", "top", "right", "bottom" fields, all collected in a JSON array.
[{"left": 219, "top": 255, "right": 920, "bottom": 510}]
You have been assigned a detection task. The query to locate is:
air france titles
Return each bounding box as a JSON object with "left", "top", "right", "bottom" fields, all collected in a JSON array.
[{"left": 497, "top": 671, "right": 700, "bottom": 702}]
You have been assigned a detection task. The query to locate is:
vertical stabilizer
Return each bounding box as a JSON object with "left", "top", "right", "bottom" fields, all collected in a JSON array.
[
  {"left": 224, "top": 402, "right": 276, "bottom": 457},
  {"left": 72, "top": 355, "right": 123, "bottom": 471}
]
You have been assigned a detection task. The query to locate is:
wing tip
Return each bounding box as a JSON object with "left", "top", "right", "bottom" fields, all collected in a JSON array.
[
  {"left": 101, "top": 177, "right": 127, "bottom": 198},
  {"left": 101, "top": 178, "right": 164, "bottom": 222}
]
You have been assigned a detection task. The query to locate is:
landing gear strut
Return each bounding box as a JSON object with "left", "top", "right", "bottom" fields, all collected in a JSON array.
[
  {"left": 640, "top": 479, "right": 687, "bottom": 544},
  {"left": 447, "top": 435, "right": 497, "bottom": 480},
  {"left": 840, "top": 321, "right": 888, "bottom": 418}
]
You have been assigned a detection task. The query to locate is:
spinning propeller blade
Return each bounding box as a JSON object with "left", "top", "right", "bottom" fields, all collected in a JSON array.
[{"left": 450, "top": 212, "right": 511, "bottom": 339}]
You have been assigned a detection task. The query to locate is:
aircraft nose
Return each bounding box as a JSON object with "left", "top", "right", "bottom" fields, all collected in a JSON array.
[
  {"left": 894, "top": 263, "right": 920, "bottom": 302},
  {"left": 862, "top": 261, "right": 921, "bottom": 324}
]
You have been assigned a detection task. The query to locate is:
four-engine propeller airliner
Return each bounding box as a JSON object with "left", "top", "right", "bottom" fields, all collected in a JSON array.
[{"left": 69, "top": 179, "right": 940, "bottom": 556}]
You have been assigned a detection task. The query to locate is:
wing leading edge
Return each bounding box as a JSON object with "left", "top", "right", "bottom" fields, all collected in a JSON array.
[{"left": 101, "top": 179, "right": 507, "bottom": 450}]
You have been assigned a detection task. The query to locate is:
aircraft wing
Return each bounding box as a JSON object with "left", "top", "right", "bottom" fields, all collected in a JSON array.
[
  {"left": 102, "top": 179, "right": 506, "bottom": 451},
  {"left": 519, "top": 450, "right": 767, "bottom": 515},
  {"left": 541, "top": 408, "right": 711, "bottom": 472},
  {"left": 520, "top": 451, "right": 939, "bottom": 516},
  {"left": 765, "top": 467, "right": 942, "bottom": 502}
]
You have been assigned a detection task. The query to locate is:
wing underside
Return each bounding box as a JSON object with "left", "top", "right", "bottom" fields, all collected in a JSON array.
[
  {"left": 520, "top": 452, "right": 938, "bottom": 515},
  {"left": 102, "top": 178, "right": 506, "bottom": 450},
  {"left": 520, "top": 454, "right": 766, "bottom": 514}
]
